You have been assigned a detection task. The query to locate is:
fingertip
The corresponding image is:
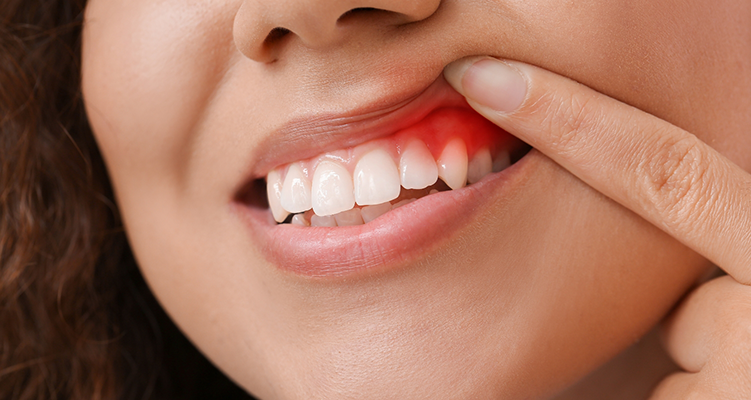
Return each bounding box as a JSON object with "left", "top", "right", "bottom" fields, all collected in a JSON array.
[
  {"left": 443, "top": 56, "right": 487, "bottom": 96},
  {"left": 444, "top": 56, "right": 528, "bottom": 114}
]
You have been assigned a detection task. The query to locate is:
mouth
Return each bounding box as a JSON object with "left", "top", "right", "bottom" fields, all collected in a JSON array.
[{"left": 234, "top": 76, "right": 532, "bottom": 278}]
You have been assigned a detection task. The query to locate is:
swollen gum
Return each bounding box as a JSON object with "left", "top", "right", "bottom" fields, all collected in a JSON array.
[{"left": 274, "top": 107, "right": 515, "bottom": 179}]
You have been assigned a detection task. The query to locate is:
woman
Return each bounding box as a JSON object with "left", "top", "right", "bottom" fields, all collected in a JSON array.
[{"left": 2, "top": 0, "right": 750, "bottom": 398}]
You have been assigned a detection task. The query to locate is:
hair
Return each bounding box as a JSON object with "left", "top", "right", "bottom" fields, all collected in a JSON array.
[{"left": 0, "top": 2, "right": 253, "bottom": 399}]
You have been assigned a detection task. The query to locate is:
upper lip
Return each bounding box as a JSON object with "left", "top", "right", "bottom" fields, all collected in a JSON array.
[{"left": 242, "top": 73, "right": 469, "bottom": 182}]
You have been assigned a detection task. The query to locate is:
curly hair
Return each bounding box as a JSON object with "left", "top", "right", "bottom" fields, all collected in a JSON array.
[{"left": 0, "top": 1, "right": 253, "bottom": 399}]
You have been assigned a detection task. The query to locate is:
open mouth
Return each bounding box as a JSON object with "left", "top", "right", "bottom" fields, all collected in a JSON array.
[
  {"left": 241, "top": 108, "right": 529, "bottom": 227},
  {"left": 234, "top": 77, "right": 532, "bottom": 277}
]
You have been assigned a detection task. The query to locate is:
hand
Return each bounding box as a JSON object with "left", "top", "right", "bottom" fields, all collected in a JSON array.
[{"left": 444, "top": 57, "right": 751, "bottom": 398}]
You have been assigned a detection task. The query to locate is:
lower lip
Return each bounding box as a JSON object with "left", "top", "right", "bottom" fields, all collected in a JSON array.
[{"left": 235, "top": 150, "right": 535, "bottom": 279}]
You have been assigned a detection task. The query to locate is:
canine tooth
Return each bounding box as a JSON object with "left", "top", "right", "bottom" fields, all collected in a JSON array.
[
  {"left": 311, "top": 161, "right": 355, "bottom": 216},
  {"left": 492, "top": 150, "right": 511, "bottom": 173},
  {"left": 280, "top": 163, "right": 312, "bottom": 213},
  {"left": 467, "top": 147, "right": 493, "bottom": 184},
  {"left": 399, "top": 139, "right": 438, "bottom": 190},
  {"left": 311, "top": 214, "right": 337, "bottom": 227},
  {"left": 334, "top": 208, "right": 364, "bottom": 226},
  {"left": 291, "top": 214, "right": 309, "bottom": 226},
  {"left": 266, "top": 168, "right": 289, "bottom": 223},
  {"left": 429, "top": 189, "right": 439, "bottom": 195},
  {"left": 436, "top": 138, "right": 468, "bottom": 190},
  {"left": 354, "top": 149, "right": 401, "bottom": 206},
  {"left": 361, "top": 203, "right": 392, "bottom": 223}
]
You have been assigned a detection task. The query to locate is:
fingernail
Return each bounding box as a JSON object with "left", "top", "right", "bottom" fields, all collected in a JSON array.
[{"left": 445, "top": 58, "right": 527, "bottom": 113}]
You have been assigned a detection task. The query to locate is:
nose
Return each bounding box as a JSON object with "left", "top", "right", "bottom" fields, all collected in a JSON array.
[{"left": 234, "top": 0, "right": 441, "bottom": 62}]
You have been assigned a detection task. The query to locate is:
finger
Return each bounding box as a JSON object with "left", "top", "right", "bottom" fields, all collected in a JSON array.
[
  {"left": 660, "top": 276, "right": 736, "bottom": 372},
  {"left": 661, "top": 276, "right": 751, "bottom": 381},
  {"left": 649, "top": 372, "right": 700, "bottom": 400},
  {"left": 651, "top": 363, "right": 751, "bottom": 399},
  {"left": 444, "top": 57, "right": 751, "bottom": 284}
]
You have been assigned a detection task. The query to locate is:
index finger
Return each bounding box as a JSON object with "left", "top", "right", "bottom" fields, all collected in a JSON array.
[{"left": 445, "top": 57, "right": 751, "bottom": 283}]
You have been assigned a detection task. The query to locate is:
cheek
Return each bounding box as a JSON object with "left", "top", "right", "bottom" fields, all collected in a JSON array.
[
  {"left": 517, "top": 0, "right": 751, "bottom": 169},
  {"left": 82, "top": 0, "right": 239, "bottom": 199},
  {"left": 77, "top": 0, "right": 741, "bottom": 397}
]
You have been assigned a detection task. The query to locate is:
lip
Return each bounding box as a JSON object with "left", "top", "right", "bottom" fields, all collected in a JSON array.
[
  {"left": 235, "top": 151, "right": 534, "bottom": 278},
  {"left": 244, "top": 74, "right": 469, "bottom": 179},
  {"left": 233, "top": 73, "right": 533, "bottom": 278}
]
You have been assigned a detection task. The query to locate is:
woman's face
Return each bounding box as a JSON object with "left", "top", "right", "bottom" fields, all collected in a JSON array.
[{"left": 82, "top": 0, "right": 751, "bottom": 398}]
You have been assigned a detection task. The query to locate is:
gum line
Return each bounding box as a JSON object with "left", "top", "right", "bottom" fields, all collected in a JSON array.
[
  {"left": 266, "top": 108, "right": 520, "bottom": 225},
  {"left": 275, "top": 108, "right": 509, "bottom": 179}
]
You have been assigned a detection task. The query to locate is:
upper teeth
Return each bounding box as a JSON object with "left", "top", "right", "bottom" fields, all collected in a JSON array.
[
  {"left": 312, "top": 161, "right": 355, "bottom": 216},
  {"left": 467, "top": 147, "right": 493, "bottom": 184},
  {"left": 399, "top": 139, "right": 438, "bottom": 190},
  {"left": 280, "top": 163, "right": 312, "bottom": 214},
  {"left": 266, "top": 169, "right": 289, "bottom": 223},
  {"left": 354, "top": 148, "right": 401, "bottom": 206},
  {"left": 266, "top": 137, "right": 511, "bottom": 223},
  {"left": 436, "top": 138, "right": 468, "bottom": 190}
]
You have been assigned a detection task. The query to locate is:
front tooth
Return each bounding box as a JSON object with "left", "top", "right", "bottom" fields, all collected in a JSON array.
[
  {"left": 334, "top": 208, "right": 364, "bottom": 226},
  {"left": 311, "top": 214, "right": 337, "bottom": 227},
  {"left": 399, "top": 139, "right": 438, "bottom": 190},
  {"left": 266, "top": 168, "right": 290, "bottom": 223},
  {"left": 436, "top": 138, "right": 468, "bottom": 190},
  {"left": 280, "top": 163, "right": 312, "bottom": 213},
  {"left": 492, "top": 150, "right": 511, "bottom": 173},
  {"left": 467, "top": 147, "right": 493, "bottom": 184},
  {"left": 354, "top": 149, "right": 401, "bottom": 206},
  {"left": 361, "top": 202, "right": 392, "bottom": 223},
  {"left": 311, "top": 161, "right": 355, "bottom": 216}
]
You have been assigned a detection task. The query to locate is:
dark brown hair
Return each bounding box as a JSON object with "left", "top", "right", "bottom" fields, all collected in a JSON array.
[{"left": 0, "top": 2, "right": 253, "bottom": 399}]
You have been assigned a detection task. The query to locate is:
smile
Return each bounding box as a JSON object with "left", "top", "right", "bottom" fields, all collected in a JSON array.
[
  {"left": 267, "top": 106, "right": 525, "bottom": 226},
  {"left": 235, "top": 76, "right": 532, "bottom": 277}
]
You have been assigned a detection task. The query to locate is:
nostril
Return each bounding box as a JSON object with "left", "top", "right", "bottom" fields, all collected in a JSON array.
[
  {"left": 264, "top": 27, "right": 291, "bottom": 46},
  {"left": 235, "top": 0, "right": 440, "bottom": 62}
]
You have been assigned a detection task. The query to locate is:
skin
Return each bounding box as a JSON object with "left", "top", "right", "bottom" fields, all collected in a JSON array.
[
  {"left": 445, "top": 56, "right": 751, "bottom": 397},
  {"left": 81, "top": 0, "right": 751, "bottom": 398}
]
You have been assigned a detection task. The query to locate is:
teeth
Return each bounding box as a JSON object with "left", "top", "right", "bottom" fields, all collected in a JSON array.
[
  {"left": 291, "top": 214, "right": 309, "bottom": 226},
  {"left": 436, "top": 138, "right": 468, "bottom": 190},
  {"left": 492, "top": 150, "right": 511, "bottom": 173},
  {"left": 354, "top": 149, "right": 401, "bottom": 206},
  {"left": 467, "top": 147, "right": 493, "bottom": 184},
  {"left": 360, "top": 202, "right": 392, "bottom": 223},
  {"left": 311, "top": 161, "right": 355, "bottom": 216},
  {"left": 280, "top": 163, "right": 312, "bottom": 213},
  {"left": 399, "top": 139, "right": 438, "bottom": 190},
  {"left": 266, "top": 168, "right": 290, "bottom": 223},
  {"left": 334, "top": 208, "right": 364, "bottom": 226},
  {"left": 269, "top": 136, "right": 518, "bottom": 225},
  {"left": 310, "top": 214, "right": 337, "bottom": 227}
]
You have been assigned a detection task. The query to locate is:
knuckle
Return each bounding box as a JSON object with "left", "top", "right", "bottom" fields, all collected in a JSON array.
[{"left": 638, "top": 134, "right": 713, "bottom": 230}]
